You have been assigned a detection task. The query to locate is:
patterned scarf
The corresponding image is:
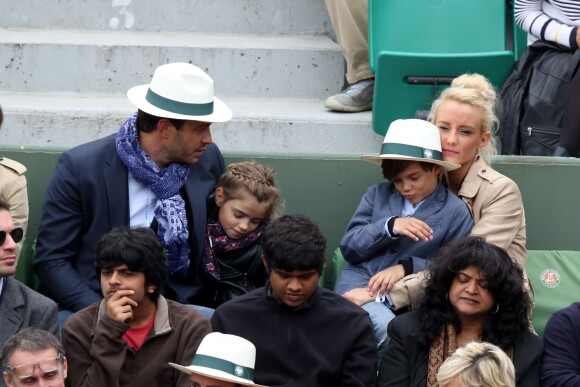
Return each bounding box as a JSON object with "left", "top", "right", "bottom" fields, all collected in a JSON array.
[
  {"left": 427, "top": 324, "right": 458, "bottom": 387},
  {"left": 116, "top": 113, "right": 190, "bottom": 276},
  {"left": 202, "top": 220, "right": 265, "bottom": 280},
  {"left": 426, "top": 324, "right": 513, "bottom": 387}
]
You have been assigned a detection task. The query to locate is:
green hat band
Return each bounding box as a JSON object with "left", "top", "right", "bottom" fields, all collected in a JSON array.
[
  {"left": 191, "top": 354, "right": 254, "bottom": 381},
  {"left": 146, "top": 89, "right": 214, "bottom": 116},
  {"left": 380, "top": 143, "right": 442, "bottom": 161}
]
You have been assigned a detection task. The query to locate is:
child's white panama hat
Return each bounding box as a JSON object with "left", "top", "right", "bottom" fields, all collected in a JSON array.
[
  {"left": 169, "top": 332, "right": 267, "bottom": 386},
  {"left": 361, "top": 119, "right": 460, "bottom": 172},
  {"left": 127, "top": 62, "right": 232, "bottom": 123}
]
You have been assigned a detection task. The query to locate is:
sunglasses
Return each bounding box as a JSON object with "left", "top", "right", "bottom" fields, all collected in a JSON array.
[{"left": 0, "top": 228, "right": 24, "bottom": 245}]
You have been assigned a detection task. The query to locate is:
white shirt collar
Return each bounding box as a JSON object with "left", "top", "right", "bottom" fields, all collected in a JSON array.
[{"left": 402, "top": 198, "right": 425, "bottom": 217}]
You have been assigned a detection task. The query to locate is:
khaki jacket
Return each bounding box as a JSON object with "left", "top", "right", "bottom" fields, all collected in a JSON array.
[
  {"left": 390, "top": 158, "right": 527, "bottom": 309},
  {"left": 457, "top": 157, "right": 526, "bottom": 267},
  {"left": 0, "top": 157, "right": 28, "bottom": 263}
]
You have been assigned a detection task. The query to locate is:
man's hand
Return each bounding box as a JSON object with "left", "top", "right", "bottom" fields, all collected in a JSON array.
[
  {"left": 368, "top": 264, "right": 405, "bottom": 296},
  {"left": 343, "top": 287, "right": 374, "bottom": 307},
  {"left": 393, "top": 217, "right": 433, "bottom": 241},
  {"left": 106, "top": 289, "right": 137, "bottom": 323}
]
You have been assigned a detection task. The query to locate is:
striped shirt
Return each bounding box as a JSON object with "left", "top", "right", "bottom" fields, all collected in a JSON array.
[{"left": 515, "top": 0, "right": 580, "bottom": 48}]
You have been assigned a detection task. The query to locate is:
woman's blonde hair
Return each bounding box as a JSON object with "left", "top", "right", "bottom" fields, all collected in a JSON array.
[
  {"left": 437, "top": 341, "right": 515, "bottom": 387},
  {"left": 216, "top": 161, "right": 282, "bottom": 220},
  {"left": 428, "top": 73, "right": 498, "bottom": 162}
]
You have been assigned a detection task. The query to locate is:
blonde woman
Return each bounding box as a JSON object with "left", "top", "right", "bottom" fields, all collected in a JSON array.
[{"left": 430, "top": 73, "right": 526, "bottom": 268}]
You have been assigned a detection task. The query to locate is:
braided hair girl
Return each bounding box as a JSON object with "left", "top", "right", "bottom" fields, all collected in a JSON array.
[{"left": 201, "top": 161, "right": 282, "bottom": 307}]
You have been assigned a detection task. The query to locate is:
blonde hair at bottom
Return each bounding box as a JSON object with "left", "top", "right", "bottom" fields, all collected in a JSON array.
[{"left": 437, "top": 341, "right": 515, "bottom": 387}]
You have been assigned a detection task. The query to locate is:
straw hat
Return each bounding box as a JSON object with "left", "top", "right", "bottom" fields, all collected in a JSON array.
[
  {"left": 361, "top": 119, "right": 460, "bottom": 171},
  {"left": 170, "top": 333, "right": 267, "bottom": 386},
  {"left": 127, "top": 62, "right": 232, "bottom": 122}
]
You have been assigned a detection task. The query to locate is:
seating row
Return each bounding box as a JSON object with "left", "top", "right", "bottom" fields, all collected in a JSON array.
[{"left": 3, "top": 147, "right": 579, "bottom": 337}]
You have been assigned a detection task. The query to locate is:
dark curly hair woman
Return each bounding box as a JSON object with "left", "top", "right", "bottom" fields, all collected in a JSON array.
[{"left": 377, "top": 236, "right": 542, "bottom": 387}]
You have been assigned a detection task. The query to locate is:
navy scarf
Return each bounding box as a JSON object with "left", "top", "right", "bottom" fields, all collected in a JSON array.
[{"left": 116, "top": 113, "right": 190, "bottom": 276}]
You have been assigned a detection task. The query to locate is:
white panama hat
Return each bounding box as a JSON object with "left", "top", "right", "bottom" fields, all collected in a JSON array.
[
  {"left": 361, "top": 118, "right": 460, "bottom": 172},
  {"left": 127, "top": 62, "right": 232, "bottom": 123},
  {"left": 169, "top": 332, "right": 267, "bottom": 387}
]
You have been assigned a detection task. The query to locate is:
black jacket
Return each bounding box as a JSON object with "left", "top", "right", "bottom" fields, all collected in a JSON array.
[
  {"left": 499, "top": 40, "right": 580, "bottom": 156},
  {"left": 378, "top": 312, "right": 543, "bottom": 387},
  {"left": 201, "top": 242, "right": 266, "bottom": 307},
  {"left": 212, "top": 286, "right": 378, "bottom": 387}
]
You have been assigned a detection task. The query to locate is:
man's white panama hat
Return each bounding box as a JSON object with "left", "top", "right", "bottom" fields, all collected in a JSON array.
[
  {"left": 361, "top": 118, "right": 460, "bottom": 172},
  {"left": 127, "top": 62, "right": 232, "bottom": 123},
  {"left": 169, "top": 332, "right": 267, "bottom": 387}
]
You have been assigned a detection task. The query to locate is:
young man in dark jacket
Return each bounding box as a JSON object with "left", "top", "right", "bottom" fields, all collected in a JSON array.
[
  {"left": 62, "top": 227, "right": 211, "bottom": 387},
  {"left": 211, "top": 214, "right": 377, "bottom": 387}
]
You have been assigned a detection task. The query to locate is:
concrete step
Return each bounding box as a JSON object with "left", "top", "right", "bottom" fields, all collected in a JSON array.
[
  {"left": 0, "top": 28, "right": 343, "bottom": 99},
  {"left": 0, "top": 0, "right": 333, "bottom": 36},
  {"left": 0, "top": 92, "right": 380, "bottom": 156}
]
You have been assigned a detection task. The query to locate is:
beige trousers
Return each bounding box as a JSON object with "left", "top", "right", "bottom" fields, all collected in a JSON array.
[{"left": 325, "top": 0, "right": 373, "bottom": 85}]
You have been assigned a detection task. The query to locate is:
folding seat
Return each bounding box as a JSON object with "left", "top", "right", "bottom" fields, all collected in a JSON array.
[{"left": 369, "top": 0, "right": 516, "bottom": 135}]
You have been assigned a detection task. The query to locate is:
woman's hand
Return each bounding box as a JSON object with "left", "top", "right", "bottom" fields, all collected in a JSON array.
[
  {"left": 368, "top": 264, "right": 405, "bottom": 296},
  {"left": 343, "top": 287, "right": 374, "bottom": 307},
  {"left": 576, "top": 28, "right": 580, "bottom": 49},
  {"left": 394, "top": 217, "right": 433, "bottom": 241}
]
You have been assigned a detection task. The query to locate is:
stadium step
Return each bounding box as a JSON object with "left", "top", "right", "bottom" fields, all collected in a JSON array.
[
  {"left": 0, "top": 0, "right": 376, "bottom": 155},
  {"left": 0, "top": 92, "right": 379, "bottom": 155}
]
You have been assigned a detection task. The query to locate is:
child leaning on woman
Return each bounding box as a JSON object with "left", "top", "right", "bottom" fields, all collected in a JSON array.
[
  {"left": 200, "top": 161, "right": 282, "bottom": 308},
  {"left": 335, "top": 119, "right": 474, "bottom": 360}
]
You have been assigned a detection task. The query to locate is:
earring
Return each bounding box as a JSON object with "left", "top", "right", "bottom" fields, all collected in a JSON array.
[
  {"left": 475, "top": 154, "right": 481, "bottom": 161},
  {"left": 445, "top": 292, "right": 449, "bottom": 302},
  {"left": 491, "top": 303, "right": 499, "bottom": 315}
]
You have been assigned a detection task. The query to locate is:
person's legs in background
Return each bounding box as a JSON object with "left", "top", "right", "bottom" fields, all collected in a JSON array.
[
  {"left": 361, "top": 301, "right": 395, "bottom": 365},
  {"left": 324, "top": 0, "right": 374, "bottom": 112},
  {"left": 555, "top": 69, "right": 580, "bottom": 157},
  {"left": 187, "top": 304, "right": 215, "bottom": 320}
]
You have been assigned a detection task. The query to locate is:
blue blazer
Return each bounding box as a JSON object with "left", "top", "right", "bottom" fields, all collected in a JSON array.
[
  {"left": 335, "top": 181, "right": 473, "bottom": 294},
  {"left": 34, "top": 134, "right": 225, "bottom": 312}
]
